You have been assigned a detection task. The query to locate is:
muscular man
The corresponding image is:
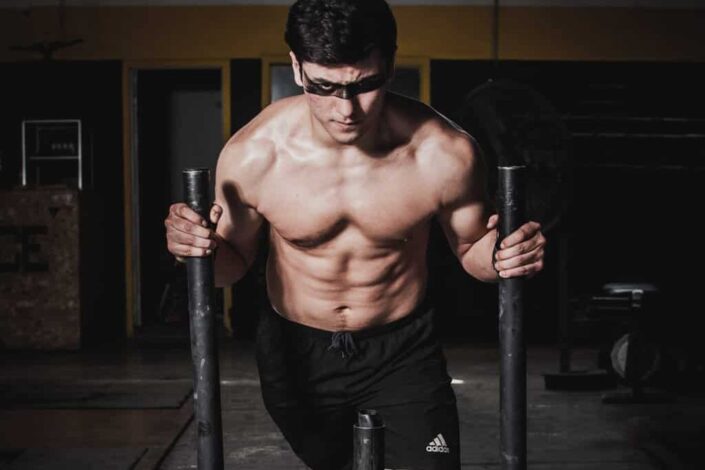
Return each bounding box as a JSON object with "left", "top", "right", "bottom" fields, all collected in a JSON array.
[{"left": 165, "top": 1, "right": 545, "bottom": 468}]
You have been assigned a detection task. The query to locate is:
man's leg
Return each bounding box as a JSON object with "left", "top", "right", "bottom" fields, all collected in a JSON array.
[
  {"left": 262, "top": 398, "right": 356, "bottom": 470},
  {"left": 352, "top": 303, "right": 461, "bottom": 470},
  {"left": 364, "top": 388, "right": 460, "bottom": 470},
  {"left": 256, "top": 306, "right": 356, "bottom": 470}
]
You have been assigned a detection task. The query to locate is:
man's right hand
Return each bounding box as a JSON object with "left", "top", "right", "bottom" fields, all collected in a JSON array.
[{"left": 165, "top": 203, "right": 223, "bottom": 261}]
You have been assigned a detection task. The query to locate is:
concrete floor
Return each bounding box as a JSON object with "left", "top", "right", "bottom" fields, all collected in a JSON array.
[{"left": 1, "top": 339, "right": 703, "bottom": 469}]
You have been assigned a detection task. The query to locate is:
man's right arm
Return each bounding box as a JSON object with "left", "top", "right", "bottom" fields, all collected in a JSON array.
[
  {"left": 211, "top": 140, "right": 268, "bottom": 287},
  {"left": 165, "top": 137, "right": 272, "bottom": 287}
]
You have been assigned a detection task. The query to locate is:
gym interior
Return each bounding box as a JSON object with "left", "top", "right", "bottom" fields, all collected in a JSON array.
[{"left": 1, "top": 1, "right": 704, "bottom": 468}]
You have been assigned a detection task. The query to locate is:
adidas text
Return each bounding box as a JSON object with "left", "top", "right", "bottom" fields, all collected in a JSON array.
[{"left": 426, "top": 444, "right": 450, "bottom": 453}]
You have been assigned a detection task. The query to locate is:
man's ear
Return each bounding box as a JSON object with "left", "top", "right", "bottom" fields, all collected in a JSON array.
[
  {"left": 290, "top": 51, "right": 303, "bottom": 87},
  {"left": 386, "top": 56, "right": 396, "bottom": 84}
]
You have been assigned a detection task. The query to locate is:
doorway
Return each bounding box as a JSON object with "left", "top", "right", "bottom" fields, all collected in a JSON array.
[{"left": 127, "top": 66, "right": 226, "bottom": 335}]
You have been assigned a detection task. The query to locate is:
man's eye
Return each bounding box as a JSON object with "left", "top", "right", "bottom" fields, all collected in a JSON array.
[{"left": 317, "top": 84, "right": 334, "bottom": 91}]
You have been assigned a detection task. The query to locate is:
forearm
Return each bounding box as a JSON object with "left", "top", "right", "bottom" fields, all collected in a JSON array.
[
  {"left": 460, "top": 228, "right": 499, "bottom": 283},
  {"left": 213, "top": 235, "right": 253, "bottom": 287}
]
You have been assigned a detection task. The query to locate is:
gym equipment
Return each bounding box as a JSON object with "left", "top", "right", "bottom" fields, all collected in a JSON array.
[
  {"left": 353, "top": 409, "right": 385, "bottom": 470},
  {"left": 543, "top": 236, "right": 616, "bottom": 392},
  {"left": 183, "top": 168, "right": 224, "bottom": 470},
  {"left": 497, "top": 165, "right": 527, "bottom": 470},
  {"left": 456, "top": 80, "right": 608, "bottom": 398},
  {"left": 610, "top": 333, "right": 660, "bottom": 384},
  {"left": 595, "top": 283, "right": 671, "bottom": 404},
  {"left": 456, "top": 79, "right": 573, "bottom": 233},
  {"left": 459, "top": 79, "right": 551, "bottom": 469},
  {"left": 549, "top": 281, "right": 671, "bottom": 402}
]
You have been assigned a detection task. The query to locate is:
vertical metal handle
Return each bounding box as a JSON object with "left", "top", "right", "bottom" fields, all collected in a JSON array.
[
  {"left": 183, "top": 168, "right": 224, "bottom": 470},
  {"left": 498, "top": 165, "right": 527, "bottom": 470},
  {"left": 353, "top": 409, "right": 385, "bottom": 470}
]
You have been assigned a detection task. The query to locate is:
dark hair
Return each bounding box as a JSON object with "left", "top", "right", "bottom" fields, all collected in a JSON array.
[{"left": 285, "top": 0, "right": 397, "bottom": 66}]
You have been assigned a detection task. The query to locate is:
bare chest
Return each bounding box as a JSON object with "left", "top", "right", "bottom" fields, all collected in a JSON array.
[{"left": 258, "top": 157, "right": 438, "bottom": 247}]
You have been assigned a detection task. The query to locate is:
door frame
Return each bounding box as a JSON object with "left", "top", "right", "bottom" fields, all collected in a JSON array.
[{"left": 122, "top": 59, "right": 232, "bottom": 337}]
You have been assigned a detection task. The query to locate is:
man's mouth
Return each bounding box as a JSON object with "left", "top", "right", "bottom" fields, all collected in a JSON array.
[{"left": 334, "top": 120, "right": 360, "bottom": 128}]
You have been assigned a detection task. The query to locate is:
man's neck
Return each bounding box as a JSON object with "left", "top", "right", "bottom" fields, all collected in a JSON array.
[{"left": 307, "top": 105, "right": 387, "bottom": 155}]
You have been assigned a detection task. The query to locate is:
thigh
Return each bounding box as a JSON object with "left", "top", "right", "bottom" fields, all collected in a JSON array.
[
  {"left": 354, "top": 309, "right": 460, "bottom": 470},
  {"left": 264, "top": 401, "right": 356, "bottom": 470},
  {"left": 367, "top": 388, "right": 460, "bottom": 470},
  {"left": 257, "top": 308, "right": 356, "bottom": 470}
]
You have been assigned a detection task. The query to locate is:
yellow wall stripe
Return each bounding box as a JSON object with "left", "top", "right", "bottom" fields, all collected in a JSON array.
[{"left": 2, "top": 6, "right": 704, "bottom": 62}]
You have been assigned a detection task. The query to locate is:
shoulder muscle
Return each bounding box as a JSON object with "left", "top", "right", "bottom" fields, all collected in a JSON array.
[{"left": 416, "top": 125, "right": 487, "bottom": 210}]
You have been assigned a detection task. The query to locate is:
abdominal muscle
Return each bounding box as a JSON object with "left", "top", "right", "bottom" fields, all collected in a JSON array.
[{"left": 265, "top": 227, "right": 430, "bottom": 332}]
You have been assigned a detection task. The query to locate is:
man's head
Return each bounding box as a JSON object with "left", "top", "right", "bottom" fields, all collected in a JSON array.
[
  {"left": 285, "top": 0, "right": 397, "bottom": 145},
  {"left": 285, "top": 0, "right": 397, "bottom": 68}
]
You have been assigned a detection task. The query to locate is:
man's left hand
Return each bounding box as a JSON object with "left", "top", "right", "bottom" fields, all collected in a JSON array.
[{"left": 487, "top": 214, "right": 546, "bottom": 279}]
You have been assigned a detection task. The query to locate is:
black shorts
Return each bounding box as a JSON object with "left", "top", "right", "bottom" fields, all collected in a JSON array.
[{"left": 255, "top": 298, "right": 460, "bottom": 470}]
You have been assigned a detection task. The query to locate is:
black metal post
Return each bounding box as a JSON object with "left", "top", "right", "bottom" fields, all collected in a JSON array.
[
  {"left": 557, "top": 233, "right": 571, "bottom": 374},
  {"left": 498, "top": 165, "right": 527, "bottom": 470},
  {"left": 183, "top": 168, "right": 224, "bottom": 470},
  {"left": 353, "top": 409, "right": 385, "bottom": 470}
]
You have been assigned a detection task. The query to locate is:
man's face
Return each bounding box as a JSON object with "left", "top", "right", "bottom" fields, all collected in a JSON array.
[{"left": 291, "top": 50, "right": 391, "bottom": 145}]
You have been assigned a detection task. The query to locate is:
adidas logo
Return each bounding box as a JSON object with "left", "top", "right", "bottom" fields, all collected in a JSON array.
[{"left": 426, "top": 433, "right": 450, "bottom": 453}]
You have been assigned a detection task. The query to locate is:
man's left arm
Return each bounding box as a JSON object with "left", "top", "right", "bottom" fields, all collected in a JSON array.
[{"left": 435, "top": 135, "right": 546, "bottom": 282}]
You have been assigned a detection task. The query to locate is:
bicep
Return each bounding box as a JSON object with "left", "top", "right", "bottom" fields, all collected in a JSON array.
[
  {"left": 435, "top": 135, "right": 491, "bottom": 256},
  {"left": 438, "top": 198, "right": 489, "bottom": 256},
  {"left": 214, "top": 158, "right": 264, "bottom": 265}
]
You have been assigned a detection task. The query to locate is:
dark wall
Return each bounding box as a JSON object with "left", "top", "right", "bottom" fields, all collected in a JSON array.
[
  {"left": 430, "top": 60, "right": 705, "bottom": 342},
  {"left": 0, "top": 60, "right": 125, "bottom": 347},
  {"left": 230, "top": 59, "right": 262, "bottom": 134},
  {"left": 228, "top": 59, "right": 267, "bottom": 338}
]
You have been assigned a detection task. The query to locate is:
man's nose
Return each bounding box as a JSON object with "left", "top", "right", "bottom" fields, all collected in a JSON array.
[{"left": 335, "top": 96, "right": 358, "bottom": 119}]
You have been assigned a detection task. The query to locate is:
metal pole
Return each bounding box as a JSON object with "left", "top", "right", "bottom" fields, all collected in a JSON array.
[
  {"left": 353, "top": 409, "right": 385, "bottom": 470},
  {"left": 557, "top": 233, "right": 571, "bottom": 374},
  {"left": 498, "top": 165, "right": 527, "bottom": 470},
  {"left": 183, "top": 168, "right": 224, "bottom": 470}
]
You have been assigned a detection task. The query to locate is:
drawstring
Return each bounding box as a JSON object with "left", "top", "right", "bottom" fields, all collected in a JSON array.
[{"left": 328, "top": 331, "right": 358, "bottom": 359}]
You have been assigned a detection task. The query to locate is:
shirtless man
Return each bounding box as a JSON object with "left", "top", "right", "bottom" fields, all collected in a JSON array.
[{"left": 165, "top": 1, "right": 545, "bottom": 468}]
